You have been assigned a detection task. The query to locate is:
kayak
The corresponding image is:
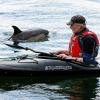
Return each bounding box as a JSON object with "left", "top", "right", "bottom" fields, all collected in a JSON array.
[{"left": 0, "top": 53, "right": 99, "bottom": 77}]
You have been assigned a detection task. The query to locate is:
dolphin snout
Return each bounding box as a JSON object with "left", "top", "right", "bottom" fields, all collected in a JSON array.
[{"left": 43, "top": 30, "right": 49, "bottom": 35}]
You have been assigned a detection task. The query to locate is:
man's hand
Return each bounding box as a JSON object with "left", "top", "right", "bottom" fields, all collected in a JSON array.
[
  {"left": 56, "top": 54, "right": 77, "bottom": 60},
  {"left": 56, "top": 53, "right": 83, "bottom": 63},
  {"left": 50, "top": 50, "right": 69, "bottom": 55},
  {"left": 56, "top": 54, "right": 68, "bottom": 59}
]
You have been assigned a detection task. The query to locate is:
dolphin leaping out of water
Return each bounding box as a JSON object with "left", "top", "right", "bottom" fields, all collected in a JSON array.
[{"left": 8, "top": 25, "right": 49, "bottom": 45}]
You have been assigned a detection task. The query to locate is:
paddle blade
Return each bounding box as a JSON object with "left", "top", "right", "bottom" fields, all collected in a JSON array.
[{"left": 4, "top": 43, "right": 25, "bottom": 49}]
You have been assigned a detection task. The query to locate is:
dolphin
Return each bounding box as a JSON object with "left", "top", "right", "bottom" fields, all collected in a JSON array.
[{"left": 9, "top": 26, "right": 49, "bottom": 45}]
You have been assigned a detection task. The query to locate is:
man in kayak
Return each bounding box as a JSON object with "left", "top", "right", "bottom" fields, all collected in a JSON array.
[{"left": 54, "top": 15, "right": 99, "bottom": 65}]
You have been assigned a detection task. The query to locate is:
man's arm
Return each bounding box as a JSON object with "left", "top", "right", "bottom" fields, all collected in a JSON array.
[
  {"left": 82, "top": 35, "right": 97, "bottom": 64},
  {"left": 82, "top": 35, "right": 95, "bottom": 54}
]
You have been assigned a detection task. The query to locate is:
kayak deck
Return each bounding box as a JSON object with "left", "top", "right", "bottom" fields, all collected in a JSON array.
[{"left": 0, "top": 57, "right": 99, "bottom": 76}]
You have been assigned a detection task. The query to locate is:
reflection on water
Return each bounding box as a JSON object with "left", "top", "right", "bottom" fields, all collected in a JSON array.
[
  {"left": 58, "top": 77, "right": 99, "bottom": 100},
  {"left": 0, "top": 76, "right": 99, "bottom": 100}
]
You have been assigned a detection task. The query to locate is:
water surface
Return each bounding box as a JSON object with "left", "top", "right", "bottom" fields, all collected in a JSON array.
[{"left": 0, "top": 0, "right": 100, "bottom": 99}]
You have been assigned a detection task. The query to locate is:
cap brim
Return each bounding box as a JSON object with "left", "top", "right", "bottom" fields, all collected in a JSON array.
[{"left": 66, "top": 21, "right": 72, "bottom": 26}]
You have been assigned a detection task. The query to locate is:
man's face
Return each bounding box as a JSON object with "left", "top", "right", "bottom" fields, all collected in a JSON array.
[{"left": 70, "top": 23, "right": 82, "bottom": 33}]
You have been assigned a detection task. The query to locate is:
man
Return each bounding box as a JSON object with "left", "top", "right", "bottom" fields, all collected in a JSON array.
[{"left": 54, "top": 15, "right": 99, "bottom": 65}]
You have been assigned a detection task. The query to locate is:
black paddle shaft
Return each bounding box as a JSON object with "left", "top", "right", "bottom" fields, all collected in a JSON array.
[
  {"left": 5, "top": 43, "right": 54, "bottom": 55},
  {"left": 4, "top": 43, "right": 79, "bottom": 62}
]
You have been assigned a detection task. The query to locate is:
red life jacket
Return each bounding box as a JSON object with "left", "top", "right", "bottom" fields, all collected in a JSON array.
[{"left": 69, "top": 31, "right": 99, "bottom": 57}]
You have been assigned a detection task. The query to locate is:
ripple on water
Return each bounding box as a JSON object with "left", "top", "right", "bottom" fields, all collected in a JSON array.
[{"left": 0, "top": 84, "right": 67, "bottom": 100}]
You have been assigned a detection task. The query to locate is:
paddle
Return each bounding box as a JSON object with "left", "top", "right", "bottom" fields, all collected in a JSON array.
[
  {"left": 4, "top": 43, "right": 55, "bottom": 56},
  {"left": 4, "top": 43, "right": 76, "bottom": 62}
]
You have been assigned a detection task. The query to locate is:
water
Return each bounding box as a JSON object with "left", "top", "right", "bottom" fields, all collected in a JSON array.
[{"left": 0, "top": 0, "right": 100, "bottom": 99}]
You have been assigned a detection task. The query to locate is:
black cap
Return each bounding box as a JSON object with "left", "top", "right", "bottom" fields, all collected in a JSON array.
[{"left": 67, "top": 15, "right": 86, "bottom": 25}]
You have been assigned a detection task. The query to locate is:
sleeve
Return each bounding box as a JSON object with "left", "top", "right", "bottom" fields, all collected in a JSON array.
[
  {"left": 82, "top": 35, "right": 96, "bottom": 54},
  {"left": 82, "top": 35, "right": 98, "bottom": 65}
]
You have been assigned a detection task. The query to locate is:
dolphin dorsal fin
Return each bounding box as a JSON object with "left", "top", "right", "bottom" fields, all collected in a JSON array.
[{"left": 12, "top": 26, "right": 22, "bottom": 35}]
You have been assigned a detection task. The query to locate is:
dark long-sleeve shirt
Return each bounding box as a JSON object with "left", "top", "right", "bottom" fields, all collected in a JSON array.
[
  {"left": 82, "top": 35, "right": 98, "bottom": 65},
  {"left": 83, "top": 35, "right": 96, "bottom": 54},
  {"left": 75, "top": 28, "right": 98, "bottom": 65}
]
